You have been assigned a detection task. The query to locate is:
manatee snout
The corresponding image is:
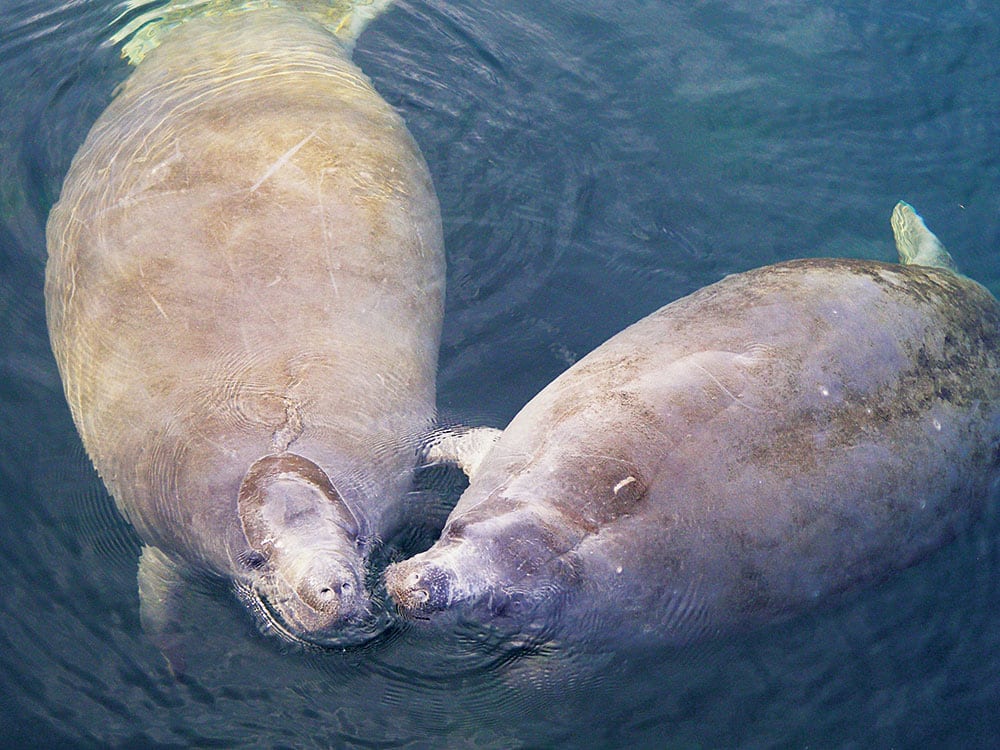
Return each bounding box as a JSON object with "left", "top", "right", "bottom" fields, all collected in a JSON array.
[
  {"left": 237, "top": 452, "right": 373, "bottom": 636},
  {"left": 384, "top": 558, "right": 455, "bottom": 616},
  {"left": 295, "top": 555, "right": 364, "bottom": 617},
  {"left": 244, "top": 549, "right": 370, "bottom": 645}
]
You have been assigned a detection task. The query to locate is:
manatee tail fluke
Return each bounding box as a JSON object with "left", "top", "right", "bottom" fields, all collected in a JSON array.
[
  {"left": 891, "top": 201, "right": 959, "bottom": 272},
  {"left": 111, "top": 0, "right": 395, "bottom": 64}
]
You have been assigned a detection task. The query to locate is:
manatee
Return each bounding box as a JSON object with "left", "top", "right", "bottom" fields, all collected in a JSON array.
[
  {"left": 385, "top": 203, "right": 1000, "bottom": 646},
  {"left": 45, "top": 1, "right": 443, "bottom": 654}
]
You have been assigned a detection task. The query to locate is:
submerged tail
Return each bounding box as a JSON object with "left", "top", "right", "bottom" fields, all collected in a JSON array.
[
  {"left": 111, "top": 0, "right": 394, "bottom": 64},
  {"left": 890, "top": 201, "right": 959, "bottom": 272}
]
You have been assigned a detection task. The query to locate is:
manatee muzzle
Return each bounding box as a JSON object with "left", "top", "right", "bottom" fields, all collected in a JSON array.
[{"left": 384, "top": 558, "right": 456, "bottom": 617}]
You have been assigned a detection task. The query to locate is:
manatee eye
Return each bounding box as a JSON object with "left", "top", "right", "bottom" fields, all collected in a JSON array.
[
  {"left": 491, "top": 591, "right": 526, "bottom": 618},
  {"left": 240, "top": 550, "right": 268, "bottom": 570}
]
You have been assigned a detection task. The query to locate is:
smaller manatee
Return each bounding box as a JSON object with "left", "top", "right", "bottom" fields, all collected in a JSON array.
[{"left": 385, "top": 203, "right": 1000, "bottom": 646}]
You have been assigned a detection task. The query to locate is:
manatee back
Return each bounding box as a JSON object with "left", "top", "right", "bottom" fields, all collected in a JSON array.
[
  {"left": 45, "top": 11, "right": 444, "bottom": 566},
  {"left": 477, "top": 258, "right": 1000, "bottom": 643}
]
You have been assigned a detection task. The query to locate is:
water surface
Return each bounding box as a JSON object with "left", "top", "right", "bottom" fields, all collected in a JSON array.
[{"left": 2, "top": 1, "right": 1000, "bottom": 746}]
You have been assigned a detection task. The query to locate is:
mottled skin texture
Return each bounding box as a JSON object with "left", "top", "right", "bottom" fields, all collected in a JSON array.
[
  {"left": 386, "top": 258, "right": 1000, "bottom": 645},
  {"left": 45, "top": 10, "right": 444, "bottom": 646}
]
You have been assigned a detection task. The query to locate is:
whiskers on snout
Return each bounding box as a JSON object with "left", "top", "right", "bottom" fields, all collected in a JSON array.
[
  {"left": 233, "top": 580, "right": 317, "bottom": 648},
  {"left": 232, "top": 579, "right": 386, "bottom": 650}
]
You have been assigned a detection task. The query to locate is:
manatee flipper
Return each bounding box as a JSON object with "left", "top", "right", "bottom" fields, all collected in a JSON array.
[
  {"left": 331, "top": 0, "right": 396, "bottom": 48},
  {"left": 137, "top": 545, "right": 189, "bottom": 676},
  {"left": 891, "top": 201, "right": 959, "bottom": 272},
  {"left": 424, "top": 427, "right": 503, "bottom": 479}
]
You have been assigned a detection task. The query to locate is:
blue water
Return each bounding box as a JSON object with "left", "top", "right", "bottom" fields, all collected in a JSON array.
[{"left": 2, "top": 1, "right": 1000, "bottom": 746}]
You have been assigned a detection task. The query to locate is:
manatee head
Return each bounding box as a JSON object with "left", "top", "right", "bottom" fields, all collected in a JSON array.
[
  {"left": 233, "top": 452, "right": 369, "bottom": 645},
  {"left": 384, "top": 493, "right": 583, "bottom": 632}
]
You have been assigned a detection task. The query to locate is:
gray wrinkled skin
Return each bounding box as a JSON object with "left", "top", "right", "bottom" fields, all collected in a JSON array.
[
  {"left": 387, "top": 256, "right": 1000, "bottom": 646},
  {"left": 45, "top": 9, "right": 444, "bottom": 648}
]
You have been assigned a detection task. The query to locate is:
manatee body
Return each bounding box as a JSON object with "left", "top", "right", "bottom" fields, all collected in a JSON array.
[
  {"left": 45, "top": 7, "right": 444, "bottom": 648},
  {"left": 386, "top": 205, "right": 1000, "bottom": 646}
]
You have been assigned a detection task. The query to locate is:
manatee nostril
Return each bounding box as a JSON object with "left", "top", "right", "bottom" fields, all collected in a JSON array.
[
  {"left": 311, "top": 584, "right": 338, "bottom": 607},
  {"left": 298, "top": 566, "right": 362, "bottom": 614},
  {"left": 317, "top": 578, "right": 355, "bottom": 600}
]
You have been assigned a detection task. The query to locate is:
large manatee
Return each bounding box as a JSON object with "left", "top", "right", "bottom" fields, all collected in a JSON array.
[
  {"left": 385, "top": 204, "right": 1000, "bottom": 646},
  {"left": 45, "top": 1, "right": 442, "bottom": 653}
]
